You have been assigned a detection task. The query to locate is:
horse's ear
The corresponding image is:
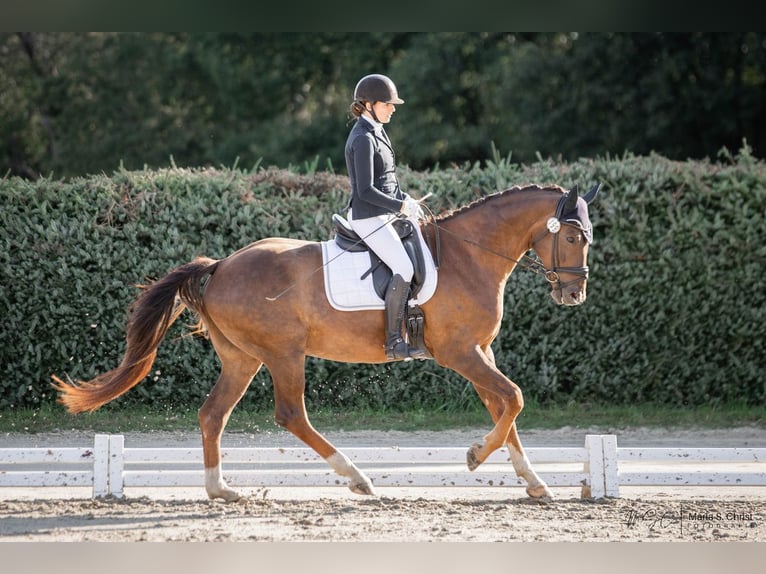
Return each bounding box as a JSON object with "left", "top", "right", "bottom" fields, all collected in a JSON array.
[
  {"left": 583, "top": 183, "right": 601, "bottom": 204},
  {"left": 563, "top": 184, "right": 579, "bottom": 212}
]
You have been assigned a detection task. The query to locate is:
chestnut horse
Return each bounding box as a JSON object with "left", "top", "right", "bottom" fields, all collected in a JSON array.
[{"left": 54, "top": 182, "right": 599, "bottom": 501}]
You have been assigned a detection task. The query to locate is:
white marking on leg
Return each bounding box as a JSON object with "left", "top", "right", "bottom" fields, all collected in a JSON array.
[
  {"left": 507, "top": 443, "right": 552, "bottom": 498},
  {"left": 205, "top": 465, "right": 240, "bottom": 501},
  {"left": 326, "top": 451, "right": 376, "bottom": 495},
  {"left": 205, "top": 465, "right": 227, "bottom": 493},
  {"left": 508, "top": 446, "right": 534, "bottom": 480},
  {"left": 326, "top": 451, "right": 356, "bottom": 477}
]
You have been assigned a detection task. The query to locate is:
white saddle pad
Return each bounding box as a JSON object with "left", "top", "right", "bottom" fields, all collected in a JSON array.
[{"left": 321, "top": 232, "right": 438, "bottom": 312}]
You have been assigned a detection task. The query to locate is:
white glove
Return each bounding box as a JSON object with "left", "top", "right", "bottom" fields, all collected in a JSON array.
[{"left": 400, "top": 197, "right": 422, "bottom": 219}]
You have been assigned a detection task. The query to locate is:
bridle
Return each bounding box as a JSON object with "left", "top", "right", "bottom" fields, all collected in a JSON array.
[
  {"left": 422, "top": 192, "right": 591, "bottom": 293},
  {"left": 529, "top": 193, "right": 591, "bottom": 293}
]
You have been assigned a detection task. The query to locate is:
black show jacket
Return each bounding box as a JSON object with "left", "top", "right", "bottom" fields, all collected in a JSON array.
[{"left": 344, "top": 118, "right": 406, "bottom": 218}]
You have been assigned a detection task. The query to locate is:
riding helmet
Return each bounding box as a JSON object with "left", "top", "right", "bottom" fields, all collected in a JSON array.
[{"left": 353, "top": 74, "right": 404, "bottom": 104}]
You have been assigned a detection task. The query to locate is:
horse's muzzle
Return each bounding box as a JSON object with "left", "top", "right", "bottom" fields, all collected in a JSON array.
[{"left": 550, "top": 282, "right": 587, "bottom": 306}]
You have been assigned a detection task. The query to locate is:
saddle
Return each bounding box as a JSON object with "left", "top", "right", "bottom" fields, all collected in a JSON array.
[
  {"left": 331, "top": 214, "right": 427, "bottom": 300},
  {"left": 331, "top": 213, "right": 431, "bottom": 359}
]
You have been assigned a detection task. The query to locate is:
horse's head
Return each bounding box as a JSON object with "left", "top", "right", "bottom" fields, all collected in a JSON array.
[{"left": 533, "top": 183, "right": 600, "bottom": 306}]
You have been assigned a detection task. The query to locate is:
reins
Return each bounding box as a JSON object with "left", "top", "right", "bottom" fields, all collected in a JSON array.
[{"left": 432, "top": 223, "right": 577, "bottom": 284}]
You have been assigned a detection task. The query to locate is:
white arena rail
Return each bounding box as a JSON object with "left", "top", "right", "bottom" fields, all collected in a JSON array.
[
  {"left": 0, "top": 434, "right": 109, "bottom": 494},
  {"left": 601, "top": 433, "right": 766, "bottom": 497},
  {"left": 1, "top": 434, "right": 764, "bottom": 499},
  {"left": 109, "top": 433, "right": 600, "bottom": 497}
]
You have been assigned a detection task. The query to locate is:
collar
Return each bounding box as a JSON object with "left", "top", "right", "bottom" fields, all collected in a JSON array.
[
  {"left": 360, "top": 114, "right": 382, "bottom": 132},
  {"left": 358, "top": 115, "right": 391, "bottom": 149}
]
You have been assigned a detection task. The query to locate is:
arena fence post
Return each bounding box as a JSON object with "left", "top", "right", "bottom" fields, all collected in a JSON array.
[
  {"left": 93, "top": 434, "right": 110, "bottom": 498},
  {"left": 582, "top": 434, "right": 606, "bottom": 498},
  {"left": 601, "top": 434, "right": 620, "bottom": 497},
  {"left": 108, "top": 434, "right": 125, "bottom": 498}
]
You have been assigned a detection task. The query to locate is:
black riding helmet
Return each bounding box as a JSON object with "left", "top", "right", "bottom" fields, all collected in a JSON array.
[{"left": 353, "top": 74, "right": 404, "bottom": 125}]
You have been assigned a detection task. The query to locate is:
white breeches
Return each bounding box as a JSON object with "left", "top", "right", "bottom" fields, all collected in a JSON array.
[{"left": 348, "top": 210, "right": 414, "bottom": 282}]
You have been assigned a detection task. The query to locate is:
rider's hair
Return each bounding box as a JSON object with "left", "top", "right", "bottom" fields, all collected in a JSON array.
[{"left": 349, "top": 100, "right": 368, "bottom": 118}]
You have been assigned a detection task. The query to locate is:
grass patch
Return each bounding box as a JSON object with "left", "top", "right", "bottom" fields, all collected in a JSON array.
[{"left": 0, "top": 401, "right": 762, "bottom": 434}]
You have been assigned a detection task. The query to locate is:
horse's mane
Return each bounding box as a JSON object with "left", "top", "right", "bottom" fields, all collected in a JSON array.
[{"left": 435, "top": 184, "right": 566, "bottom": 222}]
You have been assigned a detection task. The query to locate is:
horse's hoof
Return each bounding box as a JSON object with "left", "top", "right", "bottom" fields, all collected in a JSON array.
[
  {"left": 466, "top": 443, "right": 483, "bottom": 471},
  {"left": 349, "top": 479, "right": 376, "bottom": 496},
  {"left": 526, "top": 484, "right": 553, "bottom": 499},
  {"left": 207, "top": 488, "right": 242, "bottom": 503}
]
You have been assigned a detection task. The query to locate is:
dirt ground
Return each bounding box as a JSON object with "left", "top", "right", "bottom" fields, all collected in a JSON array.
[{"left": 1, "top": 426, "right": 765, "bottom": 542}]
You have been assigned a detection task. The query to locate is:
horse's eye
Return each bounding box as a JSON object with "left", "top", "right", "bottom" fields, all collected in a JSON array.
[{"left": 566, "top": 236, "right": 576, "bottom": 244}]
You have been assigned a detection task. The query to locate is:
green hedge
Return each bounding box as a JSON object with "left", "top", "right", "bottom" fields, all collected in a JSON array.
[{"left": 1, "top": 148, "right": 764, "bottom": 410}]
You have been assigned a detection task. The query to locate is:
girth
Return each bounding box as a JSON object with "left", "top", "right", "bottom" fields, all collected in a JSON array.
[{"left": 331, "top": 214, "right": 427, "bottom": 300}]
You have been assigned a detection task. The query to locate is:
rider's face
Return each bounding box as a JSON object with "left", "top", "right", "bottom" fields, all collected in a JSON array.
[{"left": 368, "top": 101, "right": 396, "bottom": 123}]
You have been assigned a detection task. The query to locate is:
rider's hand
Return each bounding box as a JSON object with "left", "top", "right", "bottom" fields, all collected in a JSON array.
[{"left": 400, "top": 197, "right": 422, "bottom": 219}]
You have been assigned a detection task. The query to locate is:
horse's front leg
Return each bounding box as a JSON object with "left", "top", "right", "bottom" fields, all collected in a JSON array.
[
  {"left": 469, "top": 346, "right": 552, "bottom": 499},
  {"left": 442, "top": 346, "right": 523, "bottom": 470}
]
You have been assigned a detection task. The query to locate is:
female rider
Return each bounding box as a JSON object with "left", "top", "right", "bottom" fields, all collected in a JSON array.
[{"left": 344, "top": 74, "right": 423, "bottom": 360}]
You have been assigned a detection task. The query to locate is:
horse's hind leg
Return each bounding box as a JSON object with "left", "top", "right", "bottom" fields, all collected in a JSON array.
[
  {"left": 267, "top": 352, "right": 376, "bottom": 496},
  {"left": 198, "top": 326, "right": 263, "bottom": 501}
]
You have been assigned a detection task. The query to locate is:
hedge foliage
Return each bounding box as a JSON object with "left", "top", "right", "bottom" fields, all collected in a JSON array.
[{"left": 1, "top": 147, "right": 764, "bottom": 411}]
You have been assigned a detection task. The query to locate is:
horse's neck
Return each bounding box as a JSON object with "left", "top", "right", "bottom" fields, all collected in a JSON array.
[{"left": 440, "top": 189, "right": 560, "bottom": 277}]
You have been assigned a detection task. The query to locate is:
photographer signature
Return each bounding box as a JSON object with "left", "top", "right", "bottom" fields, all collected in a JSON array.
[{"left": 624, "top": 506, "right": 761, "bottom": 536}]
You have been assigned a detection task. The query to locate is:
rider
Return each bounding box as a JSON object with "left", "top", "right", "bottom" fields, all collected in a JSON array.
[{"left": 344, "top": 73, "right": 423, "bottom": 360}]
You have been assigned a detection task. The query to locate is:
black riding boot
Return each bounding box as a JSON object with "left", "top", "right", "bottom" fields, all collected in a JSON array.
[{"left": 384, "top": 274, "right": 416, "bottom": 360}]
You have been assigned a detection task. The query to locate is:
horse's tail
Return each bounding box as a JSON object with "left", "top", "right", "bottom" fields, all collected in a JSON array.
[{"left": 52, "top": 256, "right": 219, "bottom": 413}]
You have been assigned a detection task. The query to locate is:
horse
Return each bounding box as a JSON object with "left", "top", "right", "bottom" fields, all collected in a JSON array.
[{"left": 53, "top": 182, "right": 600, "bottom": 502}]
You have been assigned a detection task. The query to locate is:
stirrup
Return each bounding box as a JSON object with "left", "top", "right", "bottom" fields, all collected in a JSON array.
[{"left": 386, "top": 336, "right": 426, "bottom": 361}]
